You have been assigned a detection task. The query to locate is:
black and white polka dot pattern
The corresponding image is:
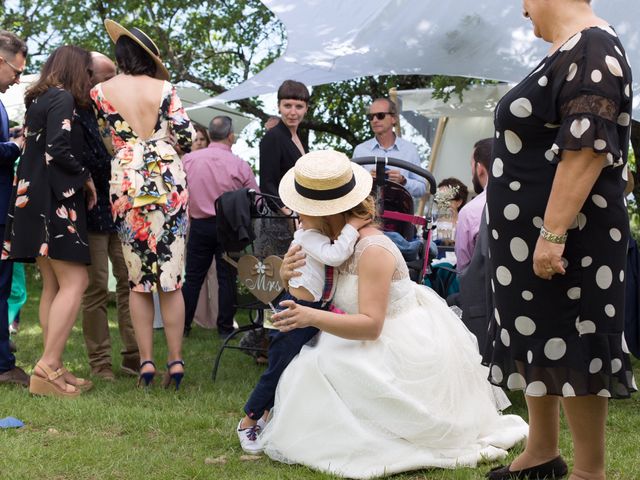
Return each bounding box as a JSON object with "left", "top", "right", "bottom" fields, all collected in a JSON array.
[{"left": 483, "top": 26, "right": 636, "bottom": 399}]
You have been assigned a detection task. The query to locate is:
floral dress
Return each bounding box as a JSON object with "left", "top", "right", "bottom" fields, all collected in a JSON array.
[
  {"left": 90, "top": 81, "right": 194, "bottom": 292},
  {"left": 3, "top": 87, "right": 91, "bottom": 264}
]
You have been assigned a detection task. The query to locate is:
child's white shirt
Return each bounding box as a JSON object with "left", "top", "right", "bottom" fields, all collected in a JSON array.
[{"left": 288, "top": 223, "right": 359, "bottom": 301}]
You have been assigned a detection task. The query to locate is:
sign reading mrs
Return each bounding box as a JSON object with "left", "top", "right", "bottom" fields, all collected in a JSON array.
[{"left": 237, "top": 255, "right": 284, "bottom": 304}]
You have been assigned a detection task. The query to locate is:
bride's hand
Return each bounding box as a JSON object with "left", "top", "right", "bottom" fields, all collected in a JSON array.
[
  {"left": 272, "top": 300, "right": 315, "bottom": 332},
  {"left": 280, "top": 244, "right": 305, "bottom": 285}
]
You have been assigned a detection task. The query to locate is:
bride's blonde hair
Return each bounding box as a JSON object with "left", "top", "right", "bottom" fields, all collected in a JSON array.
[{"left": 345, "top": 195, "right": 377, "bottom": 223}]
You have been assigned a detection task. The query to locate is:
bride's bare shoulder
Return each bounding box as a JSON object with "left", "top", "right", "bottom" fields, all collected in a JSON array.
[{"left": 357, "top": 226, "right": 384, "bottom": 239}]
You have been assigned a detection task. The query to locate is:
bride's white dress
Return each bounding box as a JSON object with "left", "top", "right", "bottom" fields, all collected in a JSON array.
[{"left": 262, "top": 235, "right": 528, "bottom": 479}]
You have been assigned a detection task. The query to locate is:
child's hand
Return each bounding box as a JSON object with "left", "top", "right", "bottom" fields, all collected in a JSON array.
[{"left": 347, "top": 215, "right": 371, "bottom": 231}]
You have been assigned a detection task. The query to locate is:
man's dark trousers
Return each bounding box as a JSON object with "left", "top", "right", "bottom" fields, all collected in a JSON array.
[
  {"left": 182, "top": 217, "right": 237, "bottom": 335},
  {"left": 0, "top": 225, "right": 15, "bottom": 372}
]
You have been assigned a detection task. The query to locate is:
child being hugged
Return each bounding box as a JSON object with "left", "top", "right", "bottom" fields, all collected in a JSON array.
[
  {"left": 286, "top": 212, "right": 369, "bottom": 307},
  {"left": 237, "top": 207, "right": 370, "bottom": 455}
]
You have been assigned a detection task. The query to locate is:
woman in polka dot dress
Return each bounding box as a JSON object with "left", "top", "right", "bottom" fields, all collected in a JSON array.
[{"left": 484, "top": 1, "right": 636, "bottom": 479}]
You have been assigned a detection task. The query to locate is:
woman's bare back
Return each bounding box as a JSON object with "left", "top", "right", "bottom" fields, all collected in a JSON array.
[{"left": 99, "top": 74, "right": 166, "bottom": 140}]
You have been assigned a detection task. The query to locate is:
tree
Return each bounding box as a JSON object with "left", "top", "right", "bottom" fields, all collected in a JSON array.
[
  {"left": 1, "top": 1, "right": 284, "bottom": 120},
  {"left": 0, "top": 0, "right": 477, "bottom": 152}
]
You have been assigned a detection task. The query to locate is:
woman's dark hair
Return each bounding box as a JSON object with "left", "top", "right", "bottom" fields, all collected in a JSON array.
[
  {"left": 25, "top": 45, "right": 92, "bottom": 109},
  {"left": 437, "top": 177, "right": 469, "bottom": 211},
  {"left": 114, "top": 36, "right": 157, "bottom": 77},
  {"left": 277, "top": 79, "right": 309, "bottom": 103},
  {"left": 194, "top": 123, "right": 210, "bottom": 145}
]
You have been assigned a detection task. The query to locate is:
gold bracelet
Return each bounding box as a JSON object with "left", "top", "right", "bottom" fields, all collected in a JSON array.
[{"left": 540, "top": 225, "right": 567, "bottom": 244}]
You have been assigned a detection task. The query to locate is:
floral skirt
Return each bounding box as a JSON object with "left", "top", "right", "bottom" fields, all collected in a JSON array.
[
  {"left": 115, "top": 199, "right": 188, "bottom": 293},
  {"left": 3, "top": 190, "right": 90, "bottom": 265}
]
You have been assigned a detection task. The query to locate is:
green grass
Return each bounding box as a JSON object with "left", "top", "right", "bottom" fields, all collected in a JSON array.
[{"left": 1, "top": 267, "right": 640, "bottom": 479}]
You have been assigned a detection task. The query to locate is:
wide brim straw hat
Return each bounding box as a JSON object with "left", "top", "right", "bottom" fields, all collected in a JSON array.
[
  {"left": 279, "top": 150, "right": 373, "bottom": 217},
  {"left": 104, "top": 19, "right": 170, "bottom": 81}
]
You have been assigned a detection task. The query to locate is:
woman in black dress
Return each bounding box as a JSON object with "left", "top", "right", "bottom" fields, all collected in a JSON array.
[
  {"left": 484, "top": 1, "right": 636, "bottom": 478},
  {"left": 3, "top": 46, "right": 96, "bottom": 397},
  {"left": 254, "top": 79, "right": 309, "bottom": 257},
  {"left": 242, "top": 81, "right": 310, "bottom": 359}
]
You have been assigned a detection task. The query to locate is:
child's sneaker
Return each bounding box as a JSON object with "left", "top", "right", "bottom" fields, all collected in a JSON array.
[
  {"left": 256, "top": 417, "right": 267, "bottom": 431},
  {"left": 237, "top": 420, "right": 263, "bottom": 455}
]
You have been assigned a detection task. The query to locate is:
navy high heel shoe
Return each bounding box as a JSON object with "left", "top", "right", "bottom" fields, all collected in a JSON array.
[
  {"left": 137, "top": 360, "right": 156, "bottom": 388},
  {"left": 162, "top": 360, "right": 184, "bottom": 390}
]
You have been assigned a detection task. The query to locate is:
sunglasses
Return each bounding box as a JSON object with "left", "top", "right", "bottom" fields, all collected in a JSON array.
[
  {"left": 0, "top": 56, "right": 23, "bottom": 79},
  {"left": 366, "top": 112, "right": 393, "bottom": 121}
]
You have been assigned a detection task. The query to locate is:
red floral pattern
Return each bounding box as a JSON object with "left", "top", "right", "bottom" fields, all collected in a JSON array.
[{"left": 91, "top": 81, "right": 194, "bottom": 292}]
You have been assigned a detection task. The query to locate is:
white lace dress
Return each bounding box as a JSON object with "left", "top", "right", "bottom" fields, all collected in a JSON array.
[{"left": 261, "top": 235, "right": 528, "bottom": 479}]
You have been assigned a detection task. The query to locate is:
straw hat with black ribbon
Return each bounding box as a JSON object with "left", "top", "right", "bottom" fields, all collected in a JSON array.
[
  {"left": 104, "top": 19, "right": 170, "bottom": 81},
  {"left": 278, "top": 150, "right": 373, "bottom": 217}
]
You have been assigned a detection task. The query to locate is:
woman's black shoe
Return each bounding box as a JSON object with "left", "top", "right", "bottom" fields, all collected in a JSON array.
[{"left": 486, "top": 456, "right": 568, "bottom": 479}]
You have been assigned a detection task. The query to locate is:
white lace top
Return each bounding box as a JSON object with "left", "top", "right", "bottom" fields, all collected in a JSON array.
[
  {"left": 339, "top": 234, "right": 409, "bottom": 280},
  {"left": 334, "top": 234, "right": 415, "bottom": 316}
]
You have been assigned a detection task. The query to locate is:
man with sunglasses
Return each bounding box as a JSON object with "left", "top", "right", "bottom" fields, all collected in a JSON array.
[
  {"left": 0, "top": 30, "right": 28, "bottom": 387},
  {"left": 352, "top": 98, "right": 426, "bottom": 198}
]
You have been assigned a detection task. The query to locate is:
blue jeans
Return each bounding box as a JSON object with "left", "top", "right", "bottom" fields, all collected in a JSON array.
[
  {"left": 243, "top": 293, "right": 323, "bottom": 419},
  {"left": 182, "top": 217, "right": 237, "bottom": 334},
  {"left": 0, "top": 224, "right": 15, "bottom": 372}
]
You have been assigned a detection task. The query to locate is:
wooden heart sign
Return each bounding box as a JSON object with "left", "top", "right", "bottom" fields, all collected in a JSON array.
[{"left": 237, "top": 255, "right": 284, "bottom": 304}]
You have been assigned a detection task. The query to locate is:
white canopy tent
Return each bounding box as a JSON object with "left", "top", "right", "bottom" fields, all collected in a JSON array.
[
  {"left": 179, "top": 87, "right": 253, "bottom": 131},
  {"left": 215, "top": 0, "right": 640, "bottom": 120},
  {"left": 396, "top": 84, "right": 513, "bottom": 186}
]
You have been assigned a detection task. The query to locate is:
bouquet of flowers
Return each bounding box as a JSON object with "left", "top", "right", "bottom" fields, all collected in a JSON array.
[
  {"left": 433, "top": 184, "right": 460, "bottom": 210},
  {"left": 434, "top": 184, "right": 460, "bottom": 242}
]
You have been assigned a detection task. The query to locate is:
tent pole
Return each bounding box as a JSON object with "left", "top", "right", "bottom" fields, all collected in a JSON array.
[
  {"left": 428, "top": 116, "right": 448, "bottom": 174},
  {"left": 416, "top": 116, "right": 448, "bottom": 215},
  {"left": 389, "top": 87, "right": 401, "bottom": 138}
]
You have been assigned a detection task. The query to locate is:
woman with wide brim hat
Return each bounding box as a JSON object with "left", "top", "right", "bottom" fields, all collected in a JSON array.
[
  {"left": 90, "top": 20, "right": 195, "bottom": 390},
  {"left": 104, "top": 19, "right": 169, "bottom": 80}
]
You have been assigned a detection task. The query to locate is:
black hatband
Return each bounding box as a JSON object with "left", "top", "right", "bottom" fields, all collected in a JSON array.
[
  {"left": 130, "top": 28, "right": 159, "bottom": 56},
  {"left": 294, "top": 176, "right": 356, "bottom": 201}
]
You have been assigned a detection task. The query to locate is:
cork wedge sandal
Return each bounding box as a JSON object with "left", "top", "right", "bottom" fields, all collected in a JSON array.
[
  {"left": 59, "top": 367, "right": 93, "bottom": 392},
  {"left": 29, "top": 361, "right": 81, "bottom": 398}
]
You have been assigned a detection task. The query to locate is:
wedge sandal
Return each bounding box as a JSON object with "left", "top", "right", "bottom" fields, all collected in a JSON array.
[{"left": 29, "top": 361, "right": 81, "bottom": 398}]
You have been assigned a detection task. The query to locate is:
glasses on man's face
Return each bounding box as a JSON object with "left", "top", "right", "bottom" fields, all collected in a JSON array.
[
  {"left": 0, "top": 56, "right": 23, "bottom": 79},
  {"left": 366, "top": 112, "right": 393, "bottom": 121}
]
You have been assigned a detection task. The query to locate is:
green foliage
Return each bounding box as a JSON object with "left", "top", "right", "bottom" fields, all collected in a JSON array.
[
  {"left": 307, "top": 75, "right": 456, "bottom": 153},
  {"left": 1, "top": 0, "right": 284, "bottom": 120},
  {"left": 627, "top": 147, "right": 639, "bottom": 240}
]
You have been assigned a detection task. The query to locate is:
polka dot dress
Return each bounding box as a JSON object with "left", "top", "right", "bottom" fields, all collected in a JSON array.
[{"left": 484, "top": 26, "right": 637, "bottom": 399}]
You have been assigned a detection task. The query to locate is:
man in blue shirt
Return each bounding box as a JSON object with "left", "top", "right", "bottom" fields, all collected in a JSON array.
[
  {"left": 352, "top": 98, "right": 426, "bottom": 198},
  {"left": 0, "top": 30, "right": 28, "bottom": 387}
]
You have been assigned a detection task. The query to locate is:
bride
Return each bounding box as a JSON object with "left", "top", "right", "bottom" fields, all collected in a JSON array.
[{"left": 262, "top": 150, "right": 528, "bottom": 479}]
